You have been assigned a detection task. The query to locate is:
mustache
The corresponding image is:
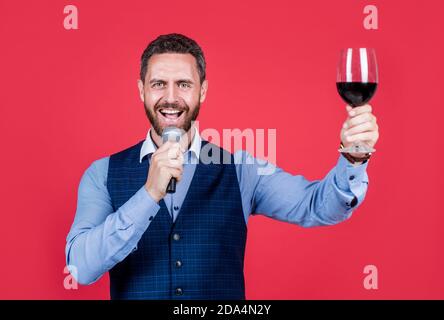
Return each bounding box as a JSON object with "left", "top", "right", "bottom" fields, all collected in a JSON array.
[{"left": 154, "top": 100, "right": 189, "bottom": 112}]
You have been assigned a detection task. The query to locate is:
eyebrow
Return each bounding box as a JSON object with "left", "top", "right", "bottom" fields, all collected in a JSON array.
[
  {"left": 177, "top": 79, "right": 194, "bottom": 84},
  {"left": 149, "top": 78, "right": 166, "bottom": 84},
  {"left": 149, "top": 78, "right": 194, "bottom": 84}
]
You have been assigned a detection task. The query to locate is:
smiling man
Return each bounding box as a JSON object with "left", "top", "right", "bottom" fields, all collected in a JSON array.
[{"left": 65, "top": 33, "right": 379, "bottom": 300}]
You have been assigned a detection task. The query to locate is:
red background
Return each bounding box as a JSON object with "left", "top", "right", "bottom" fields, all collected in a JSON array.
[{"left": 0, "top": 0, "right": 442, "bottom": 299}]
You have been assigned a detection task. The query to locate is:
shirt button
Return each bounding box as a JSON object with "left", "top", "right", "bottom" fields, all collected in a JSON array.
[
  {"left": 173, "top": 233, "right": 180, "bottom": 241},
  {"left": 174, "top": 206, "right": 179, "bottom": 211},
  {"left": 349, "top": 175, "right": 355, "bottom": 181},
  {"left": 175, "top": 260, "right": 182, "bottom": 268},
  {"left": 350, "top": 196, "right": 358, "bottom": 208},
  {"left": 175, "top": 288, "right": 183, "bottom": 296}
]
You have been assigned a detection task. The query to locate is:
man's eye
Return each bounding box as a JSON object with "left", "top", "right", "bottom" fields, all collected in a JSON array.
[
  {"left": 179, "top": 82, "right": 191, "bottom": 89},
  {"left": 152, "top": 82, "right": 164, "bottom": 88}
]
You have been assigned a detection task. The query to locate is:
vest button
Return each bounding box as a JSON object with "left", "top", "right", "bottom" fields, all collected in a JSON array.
[
  {"left": 175, "top": 287, "right": 183, "bottom": 296},
  {"left": 175, "top": 260, "right": 182, "bottom": 268},
  {"left": 173, "top": 233, "right": 180, "bottom": 241}
]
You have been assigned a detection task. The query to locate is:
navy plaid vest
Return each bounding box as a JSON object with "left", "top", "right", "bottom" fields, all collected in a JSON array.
[{"left": 107, "top": 139, "right": 247, "bottom": 299}]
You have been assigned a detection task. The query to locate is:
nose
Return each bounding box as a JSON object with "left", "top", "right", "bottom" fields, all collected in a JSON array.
[{"left": 165, "top": 83, "right": 179, "bottom": 104}]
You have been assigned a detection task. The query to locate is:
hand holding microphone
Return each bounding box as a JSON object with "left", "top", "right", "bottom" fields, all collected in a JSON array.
[{"left": 144, "top": 127, "right": 184, "bottom": 202}]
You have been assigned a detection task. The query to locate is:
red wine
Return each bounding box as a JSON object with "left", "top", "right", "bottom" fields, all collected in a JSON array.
[{"left": 336, "top": 82, "right": 377, "bottom": 107}]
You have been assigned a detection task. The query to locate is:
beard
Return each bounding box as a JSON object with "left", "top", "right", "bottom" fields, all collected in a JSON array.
[{"left": 144, "top": 98, "right": 201, "bottom": 136}]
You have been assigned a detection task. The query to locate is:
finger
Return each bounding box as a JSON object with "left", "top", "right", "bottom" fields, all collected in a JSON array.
[
  {"left": 344, "top": 112, "right": 375, "bottom": 129},
  {"left": 178, "top": 142, "right": 187, "bottom": 154},
  {"left": 344, "top": 121, "right": 377, "bottom": 136},
  {"left": 348, "top": 104, "right": 372, "bottom": 117},
  {"left": 159, "top": 166, "right": 183, "bottom": 182},
  {"left": 156, "top": 140, "right": 174, "bottom": 153},
  {"left": 175, "top": 150, "right": 184, "bottom": 162},
  {"left": 166, "top": 144, "right": 183, "bottom": 160},
  {"left": 154, "top": 143, "right": 182, "bottom": 161},
  {"left": 158, "top": 158, "right": 184, "bottom": 168},
  {"left": 345, "top": 131, "right": 378, "bottom": 143},
  {"left": 168, "top": 167, "right": 183, "bottom": 180}
]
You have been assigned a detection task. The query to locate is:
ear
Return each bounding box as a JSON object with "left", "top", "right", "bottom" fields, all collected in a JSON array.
[
  {"left": 199, "top": 79, "right": 208, "bottom": 103},
  {"left": 137, "top": 79, "right": 145, "bottom": 102}
]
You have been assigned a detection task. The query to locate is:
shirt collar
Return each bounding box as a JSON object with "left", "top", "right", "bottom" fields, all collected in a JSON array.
[{"left": 139, "top": 126, "right": 201, "bottom": 163}]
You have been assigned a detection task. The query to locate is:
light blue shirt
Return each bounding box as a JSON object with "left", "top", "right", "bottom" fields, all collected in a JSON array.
[{"left": 66, "top": 128, "right": 369, "bottom": 285}]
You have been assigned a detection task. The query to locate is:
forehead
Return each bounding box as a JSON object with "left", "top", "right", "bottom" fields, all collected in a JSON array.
[{"left": 146, "top": 53, "right": 199, "bottom": 80}]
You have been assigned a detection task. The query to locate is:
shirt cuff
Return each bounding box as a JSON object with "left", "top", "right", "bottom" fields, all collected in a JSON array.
[
  {"left": 334, "top": 153, "right": 369, "bottom": 209},
  {"left": 117, "top": 186, "right": 161, "bottom": 232}
]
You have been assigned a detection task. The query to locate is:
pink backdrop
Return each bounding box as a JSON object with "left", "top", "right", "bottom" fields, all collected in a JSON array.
[{"left": 0, "top": 0, "right": 442, "bottom": 299}]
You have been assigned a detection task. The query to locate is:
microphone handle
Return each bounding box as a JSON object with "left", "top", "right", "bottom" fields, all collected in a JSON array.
[{"left": 166, "top": 177, "right": 177, "bottom": 193}]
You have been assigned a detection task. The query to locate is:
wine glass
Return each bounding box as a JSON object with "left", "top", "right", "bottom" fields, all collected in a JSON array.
[{"left": 337, "top": 48, "right": 378, "bottom": 154}]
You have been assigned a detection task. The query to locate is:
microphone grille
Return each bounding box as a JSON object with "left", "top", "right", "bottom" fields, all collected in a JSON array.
[{"left": 162, "top": 126, "right": 183, "bottom": 143}]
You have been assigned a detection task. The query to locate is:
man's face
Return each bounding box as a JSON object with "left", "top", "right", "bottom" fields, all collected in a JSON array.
[{"left": 138, "top": 53, "right": 208, "bottom": 136}]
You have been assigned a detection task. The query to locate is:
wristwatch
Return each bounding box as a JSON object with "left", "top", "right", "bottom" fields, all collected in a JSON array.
[{"left": 339, "top": 142, "right": 372, "bottom": 164}]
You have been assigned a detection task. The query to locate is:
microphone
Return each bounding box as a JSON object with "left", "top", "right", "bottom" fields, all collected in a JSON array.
[{"left": 162, "top": 126, "right": 183, "bottom": 194}]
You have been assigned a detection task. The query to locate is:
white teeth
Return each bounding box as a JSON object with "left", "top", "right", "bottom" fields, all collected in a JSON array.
[{"left": 160, "top": 109, "right": 181, "bottom": 114}]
